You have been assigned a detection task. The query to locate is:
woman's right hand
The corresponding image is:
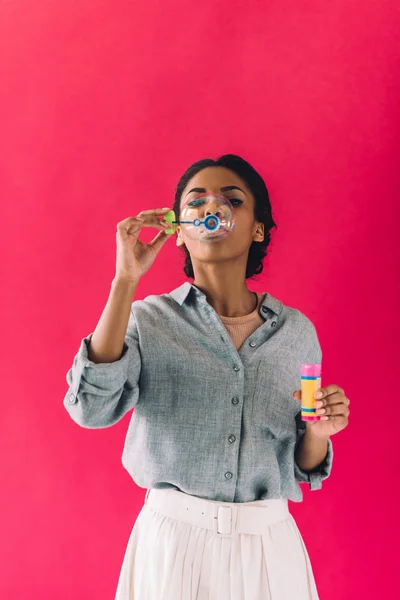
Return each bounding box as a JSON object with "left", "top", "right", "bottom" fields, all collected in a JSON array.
[{"left": 115, "top": 208, "right": 173, "bottom": 282}]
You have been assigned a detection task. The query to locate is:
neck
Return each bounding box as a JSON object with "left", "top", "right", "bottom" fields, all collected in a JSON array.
[{"left": 192, "top": 267, "right": 257, "bottom": 317}]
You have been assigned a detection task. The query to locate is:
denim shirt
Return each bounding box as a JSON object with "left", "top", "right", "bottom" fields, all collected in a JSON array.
[{"left": 63, "top": 281, "right": 333, "bottom": 503}]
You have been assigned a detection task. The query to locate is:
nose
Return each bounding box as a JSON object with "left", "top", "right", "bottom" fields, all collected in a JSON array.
[{"left": 205, "top": 200, "right": 223, "bottom": 219}]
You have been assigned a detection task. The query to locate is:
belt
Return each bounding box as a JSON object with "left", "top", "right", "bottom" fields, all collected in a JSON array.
[{"left": 144, "top": 488, "right": 290, "bottom": 538}]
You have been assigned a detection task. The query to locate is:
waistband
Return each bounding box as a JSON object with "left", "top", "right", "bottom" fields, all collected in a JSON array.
[{"left": 144, "top": 488, "right": 290, "bottom": 537}]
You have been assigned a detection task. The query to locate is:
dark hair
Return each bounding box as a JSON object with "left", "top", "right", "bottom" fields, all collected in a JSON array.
[{"left": 173, "top": 153, "right": 277, "bottom": 279}]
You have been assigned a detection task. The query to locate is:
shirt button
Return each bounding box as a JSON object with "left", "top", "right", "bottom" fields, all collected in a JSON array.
[
  {"left": 271, "top": 321, "right": 277, "bottom": 328},
  {"left": 262, "top": 306, "right": 268, "bottom": 313},
  {"left": 68, "top": 393, "right": 76, "bottom": 404},
  {"left": 231, "top": 397, "right": 239, "bottom": 405},
  {"left": 233, "top": 365, "right": 240, "bottom": 372},
  {"left": 249, "top": 341, "right": 256, "bottom": 347},
  {"left": 228, "top": 435, "right": 236, "bottom": 443},
  {"left": 225, "top": 472, "right": 233, "bottom": 480}
]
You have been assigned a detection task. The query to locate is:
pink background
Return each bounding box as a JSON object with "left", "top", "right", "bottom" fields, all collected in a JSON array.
[{"left": 1, "top": 1, "right": 399, "bottom": 598}]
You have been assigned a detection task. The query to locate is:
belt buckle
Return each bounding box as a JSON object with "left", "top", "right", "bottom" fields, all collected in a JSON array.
[{"left": 213, "top": 505, "right": 233, "bottom": 536}]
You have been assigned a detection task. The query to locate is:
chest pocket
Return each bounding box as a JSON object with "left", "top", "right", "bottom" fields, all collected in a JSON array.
[{"left": 252, "top": 353, "right": 299, "bottom": 440}]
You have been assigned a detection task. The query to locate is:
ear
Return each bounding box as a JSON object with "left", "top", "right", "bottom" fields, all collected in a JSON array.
[
  {"left": 253, "top": 222, "right": 264, "bottom": 242},
  {"left": 176, "top": 226, "right": 185, "bottom": 247}
]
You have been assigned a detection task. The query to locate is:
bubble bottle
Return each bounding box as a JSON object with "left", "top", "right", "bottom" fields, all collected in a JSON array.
[{"left": 301, "top": 364, "right": 322, "bottom": 422}]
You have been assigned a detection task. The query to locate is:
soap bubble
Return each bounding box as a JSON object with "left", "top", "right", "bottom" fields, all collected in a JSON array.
[{"left": 179, "top": 193, "right": 235, "bottom": 242}]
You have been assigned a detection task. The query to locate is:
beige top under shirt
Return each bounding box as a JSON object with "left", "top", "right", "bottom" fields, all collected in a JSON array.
[{"left": 218, "top": 292, "right": 266, "bottom": 351}]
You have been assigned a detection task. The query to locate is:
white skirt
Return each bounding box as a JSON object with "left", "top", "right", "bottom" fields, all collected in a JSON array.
[{"left": 115, "top": 488, "right": 319, "bottom": 600}]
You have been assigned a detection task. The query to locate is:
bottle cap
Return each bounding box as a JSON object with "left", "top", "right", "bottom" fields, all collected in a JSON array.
[{"left": 301, "top": 364, "right": 322, "bottom": 377}]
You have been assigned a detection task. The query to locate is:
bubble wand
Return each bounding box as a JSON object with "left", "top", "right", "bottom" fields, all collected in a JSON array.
[
  {"left": 160, "top": 193, "right": 235, "bottom": 239},
  {"left": 162, "top": 211, "right": 221, "bottom": 234}
]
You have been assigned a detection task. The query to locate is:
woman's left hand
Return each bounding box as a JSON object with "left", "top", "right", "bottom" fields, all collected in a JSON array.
[{"left": 292, "top": 384, "right": 350, "bottom": 438}]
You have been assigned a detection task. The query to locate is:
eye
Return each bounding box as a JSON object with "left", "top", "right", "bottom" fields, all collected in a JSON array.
[
  {"left": 229, "top": 198, "right": 243, "bottom": 206},
  {"left": 187, "top": 199, "right": 206, "bottom": 208}
]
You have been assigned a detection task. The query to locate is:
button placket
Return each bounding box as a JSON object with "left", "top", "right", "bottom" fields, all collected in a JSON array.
[
  {"left": 201, "top": 302, "right": 244, "bottom": 477},
  {"left": 260, "top": 305, "right": 279, "bottom": 331},
  {"left": 201, "top": 301, "right": 243, "bottom": 371}
]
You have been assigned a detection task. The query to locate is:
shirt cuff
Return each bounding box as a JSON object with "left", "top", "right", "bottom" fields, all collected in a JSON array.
[
  {"left": 294, "top": 427, "right": 334, "bottom": 491},
  {"left": 65, "top": 333, "right": 132, "bottom": 405}
]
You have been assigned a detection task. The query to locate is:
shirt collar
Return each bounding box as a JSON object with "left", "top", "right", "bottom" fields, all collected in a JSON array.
[{"left": 169, "top": 281, "right": 283, "bottom": 316}]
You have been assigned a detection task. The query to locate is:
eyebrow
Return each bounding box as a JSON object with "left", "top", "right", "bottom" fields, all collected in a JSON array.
[{"left": 185, "top": 185, "right": 246, "bottom": 198}]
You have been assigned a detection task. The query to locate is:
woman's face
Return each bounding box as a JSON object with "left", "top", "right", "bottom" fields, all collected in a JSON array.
[{"left": 177, "top": 166, "right": 264, "bottom": 269}]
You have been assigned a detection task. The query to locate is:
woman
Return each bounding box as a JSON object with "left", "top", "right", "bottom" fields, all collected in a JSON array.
[{"left": 64, "top": 154, "right": 350, "bottom": 599}]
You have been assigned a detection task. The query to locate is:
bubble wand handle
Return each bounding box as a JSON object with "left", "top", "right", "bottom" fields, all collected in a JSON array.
[{"left": 162, "top": 211, "right": 221, "bottom": 234}]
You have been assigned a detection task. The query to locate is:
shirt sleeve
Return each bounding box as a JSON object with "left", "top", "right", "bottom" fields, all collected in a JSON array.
[
  {"left": 293, "top": 317, "right": 334, "bottom": 490},
  {"left": 63, "top": 307, "right": 141, "bottom": 429},
  {"left": 294, "top": 410, "right": 334, "bottom": 490}
]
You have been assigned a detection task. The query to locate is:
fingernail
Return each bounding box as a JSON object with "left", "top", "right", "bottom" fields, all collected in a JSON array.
[{"left": 314, "top": 391, "right": 323, "bottom": 399}]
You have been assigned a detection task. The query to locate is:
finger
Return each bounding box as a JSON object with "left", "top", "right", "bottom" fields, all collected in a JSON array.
[
  {"left": 317, "top": 392, "right": 345, "bottom": 406},
  {"left": 118, "top": 213, "right": 171, "bottom": 231},
  {"left": 137, "top": 208, "right": 172, "bottom": 216},
  {"left": 117, "top": 217, "right": 144, "bottom": 230},
  {"left": 317, "top": 414, "right": 349, "bottom": 428},
  {"left": 116, "top": 219, "right": 144, "bottom": 242},
  {"left": 315, "top": 392, "right": 349, "bottom": 410},
  {"left": 316, "top": 403, "right": 350, "bottom": 417},
  {"left": 140, "top": 216, "right": 173, "bottom": 231},
  {"left": 314, "top": 384, "right": 345, "bottom": 400},
  {"left": 122, "top": 219, "right": 170, "bottom": 232},
  {"left": 147, "top": 229, "right": 173, "bottom": 253}
]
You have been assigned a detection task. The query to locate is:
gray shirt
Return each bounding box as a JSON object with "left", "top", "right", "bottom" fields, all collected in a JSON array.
[{"left": 64, "top": 281, "right": 333, "bottom": 503}]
